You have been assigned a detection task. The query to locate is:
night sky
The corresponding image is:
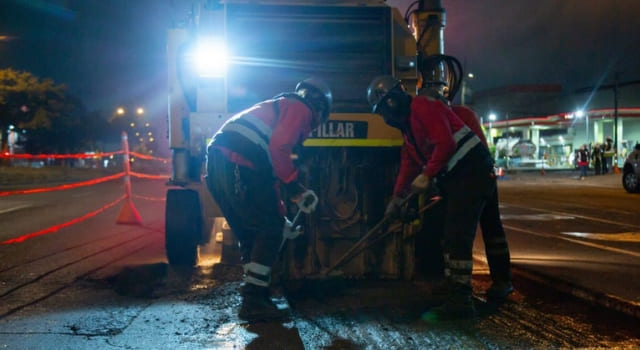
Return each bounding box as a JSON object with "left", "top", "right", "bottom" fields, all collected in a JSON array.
[{"left": 1, "top": 0, "right": 639, "bottom": 114}]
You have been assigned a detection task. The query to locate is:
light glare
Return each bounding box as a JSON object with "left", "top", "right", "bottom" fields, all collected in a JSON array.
[{"left": 195, "top": 39, "right": 228, "bottom": 77}]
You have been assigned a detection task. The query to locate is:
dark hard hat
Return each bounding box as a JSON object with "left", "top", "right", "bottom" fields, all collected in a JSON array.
[
  {"left": 296, "top": 78, "right": 333, "bottom": 122},
  {"left": 367, "top": 75, "right": 402, "bottom": 114}
]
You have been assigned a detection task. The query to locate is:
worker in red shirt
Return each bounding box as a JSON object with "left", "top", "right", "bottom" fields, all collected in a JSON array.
[
  {"left": 206, "top": 78, "right": 332, "bottom": 322},
  {"left": 367, "top": 72, "right": 494, "bottom": 320}
]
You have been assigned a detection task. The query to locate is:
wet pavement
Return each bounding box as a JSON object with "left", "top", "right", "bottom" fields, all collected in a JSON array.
[
  {"left": 486, "top": 170, "right": 640, "bottom": 318},
  {"left": 1, "top": 170, "right": 639, "bottom": 349},
  {"left": 2, "top": 261, "right": 639, "bottom": 349}
]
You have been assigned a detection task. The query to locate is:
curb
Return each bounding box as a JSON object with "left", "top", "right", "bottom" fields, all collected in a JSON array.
[{"left": 511, "top": 265, "right": 640, "bottom": 319}]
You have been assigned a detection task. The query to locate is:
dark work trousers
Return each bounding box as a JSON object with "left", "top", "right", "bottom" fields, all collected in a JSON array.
[
  {"left": 478, "top": 183, "right": 512, "bottom": 284},
  {"left": 206, "top": 148, "right": 285, "bottom": 286},
  {"left": 438, "top": 147, "right": 495, "bottom": 294},
  {"left": 414, "top": 193, "right": 446, "bottom": 281},
  {"left": 415, "top": 178, "right": 510, "bottom": 285}
]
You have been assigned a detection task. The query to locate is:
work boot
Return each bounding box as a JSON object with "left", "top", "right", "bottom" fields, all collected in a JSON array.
[
  {"left": 485, "top": 280, "right": 514, "bottom": 301},
  {"left": 422, "top": 283, "right": 476, "bottom": 322},
  {"left": 422, "top": 293, "right": 476, "bottom": 322},
  {"left": 424, "top": 278, "right": 452, "bottom": 304},
  {"left": 238, "top": 283, "right": 290, "bottom": 323}
]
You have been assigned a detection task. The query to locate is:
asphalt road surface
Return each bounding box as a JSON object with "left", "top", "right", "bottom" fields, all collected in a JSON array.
[{"left": 0, "top": 174, "right": 639, "bottom": 349}]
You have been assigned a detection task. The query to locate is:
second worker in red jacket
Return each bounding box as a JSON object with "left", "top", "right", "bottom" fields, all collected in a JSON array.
[{"left": 367, "top": 75, "right": 495, "bottom": 320}]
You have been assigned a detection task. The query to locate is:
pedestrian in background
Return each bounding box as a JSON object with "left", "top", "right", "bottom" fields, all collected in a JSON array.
[
  {"left": 603, "top": 137, "right": 615, "bottom": 174},
  {"left": 577, "top": 144, "right": 589, "bottom": 180},
  {"left": 592, "top": 143, "right": 602, "bottom": 175}
]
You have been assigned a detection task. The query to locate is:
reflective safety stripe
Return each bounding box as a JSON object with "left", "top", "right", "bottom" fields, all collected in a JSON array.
[
  {"left": 446, "top": 126, "right": 481, "bottom": 173},
  {"left": 443, "top": 254, "right": 451, "bottom": 277},
  {"left": 244, "top": 275, "right": 269, "bottom": 287},
  {"left": 450, "top": 274, "right": 472, "bottom": 285},
  {"left": 222, "top": 123, "right": 273, "bottom": 165},
  {"left": 243, "top": 262, "right": 271, "bottom": 287},
  {"left": 244, "top": 114, "right": 273, "bottom": 140},
  {"left": 243, "top": 262, "right": 271, "bottom": 275},
  {"left": 486, "top": 236, "right": 507, "bottom": 245},
  {"left": 486, "top": 247, "right": 510, "bottom": 255},
  {"left": 448, "top": 258, "right": 473, "bottom": 270},
  {"left": 448, "top": 257, "right": 472, "bottom": 286},
  {"left": 452, "top": 125, "right": 469, "bottom": 143}
]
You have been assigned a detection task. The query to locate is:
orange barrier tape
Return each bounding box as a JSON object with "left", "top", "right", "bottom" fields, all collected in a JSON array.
[
  {"left": 1, "top": 151, "right": 124, "bottom": 159},
  {"left": 0, "top": 194, "right": 126, "bottom": 245},
  {"left": 0, "top": 172, "right": 125, "bottom": 197},
  {"left": 129, "top": 171, "right": 170, "bottom": 180},
  {"left": 129, "top": 152, "right": 170, "bottom": 162}
]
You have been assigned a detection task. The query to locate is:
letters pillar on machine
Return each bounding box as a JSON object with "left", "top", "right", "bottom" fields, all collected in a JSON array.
[{"left": 117, "top": 131, "right": 142, "bottom": 225}]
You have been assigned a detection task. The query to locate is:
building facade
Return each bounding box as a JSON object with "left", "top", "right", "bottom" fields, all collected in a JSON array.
[{"left": 471, "top": 82, "right": 640, "bottom": 169}]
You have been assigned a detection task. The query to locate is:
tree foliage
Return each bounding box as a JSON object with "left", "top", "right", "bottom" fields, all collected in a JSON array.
[{"left": 0, "top": 68, "right": 110, "bottom": 153}]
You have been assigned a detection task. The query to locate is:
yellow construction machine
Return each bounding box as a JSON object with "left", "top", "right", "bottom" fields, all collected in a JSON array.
[{"left": 165, "top": 0, "right": 447, "bottom": 280}]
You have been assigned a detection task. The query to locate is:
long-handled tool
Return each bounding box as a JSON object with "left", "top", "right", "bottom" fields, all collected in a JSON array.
[
  {"left": 278, "top": 189, "right": 319, "bottom": 253},
  {"left": 320, "top": 193, "right": 441, "bottom": 277}
]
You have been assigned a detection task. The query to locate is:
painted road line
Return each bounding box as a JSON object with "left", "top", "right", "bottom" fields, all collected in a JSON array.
[
  {"left": 501, "top": 213, "right": 575, "bottom": 221},
  {"left": 503, "top": 202, "right": 640, "bottom": 230},
  {"left": 560, "top": 232, "right": 640, "bottom": 242},
  {"left": 503, "top": 224, "right": 640, "bottom": 259},
  {"left": 0, "top": 204, "right": 31, "bottom": 215}
]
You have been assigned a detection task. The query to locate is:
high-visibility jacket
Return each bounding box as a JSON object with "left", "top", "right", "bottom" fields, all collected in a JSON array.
[
  {"left": 451, "top": 105, "right": 488, "bottom": 148},
  {"left": 210, "top": 96, "right": 313, "bottom": 184},
  {"left": 393, "top": 96, "right": 482, "bottom": 196}
]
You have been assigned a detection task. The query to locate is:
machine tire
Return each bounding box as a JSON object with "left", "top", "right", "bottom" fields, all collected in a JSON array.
[
  {"left": 165, "top": 189, "right": 202, "bottom": 266},
  {"left": 622, "top": 171, "right": 639, "bottom": 193}
]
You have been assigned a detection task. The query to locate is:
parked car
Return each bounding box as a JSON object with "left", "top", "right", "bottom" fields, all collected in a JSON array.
[{"left": 622, "top": 144, "right": 640, "bottom": 193}]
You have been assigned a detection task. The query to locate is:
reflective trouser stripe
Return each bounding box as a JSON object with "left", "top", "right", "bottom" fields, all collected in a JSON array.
[
  {"left": 447, "top": 257, "right": 473, "bottom": 285},
  {"left": 243, "top": 262, "right": 271, "bottom": 287},
  {"left": 485, "top": 236, "right": 510, "bottom": 255},
  {"left": 450, "top": 274, "right": 472, "bottom": 285},
  {"left": 446, "top": 126, "right": 481, "bottom": 173},
  {"left": 222, "top": 123, "right": 273, "bottom": 166},
  {"left": 444, "top": 254, "right": 451, "bottom": 277}
]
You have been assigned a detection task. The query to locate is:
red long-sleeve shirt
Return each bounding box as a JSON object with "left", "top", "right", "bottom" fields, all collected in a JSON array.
[
  {"left": 393, "top": 96, "right": 467, "bottom": 196},
  {"left": 451, "top": 105, "right": 488, "bottom": 147},
  {"left": 214, "top": 97, "right": 313, "bottom": 184}
]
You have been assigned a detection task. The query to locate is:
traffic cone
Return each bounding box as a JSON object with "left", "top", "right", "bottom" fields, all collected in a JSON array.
[{"left": 117, "top": 198, "right": 142, "bottom": 225}]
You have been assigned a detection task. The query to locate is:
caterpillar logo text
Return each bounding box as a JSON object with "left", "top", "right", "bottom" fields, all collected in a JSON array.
[{"left": 310, "top": 121, "right": 367, "bottom": 139}]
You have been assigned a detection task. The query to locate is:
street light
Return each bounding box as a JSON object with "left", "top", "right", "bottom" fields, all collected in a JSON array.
[
  {"left": 488, "top": 113, "right": 497, "bottom": 144},
  {"left": 575, "top": 109, "right": 589, "bottom": 147},
  {"left": 461, "top": 72, "right": 474, "bottom": 105},
  {"left": 136, "top": 107, "right": 145, "bottom": 115},
  {"left": 116, "top": 107, "right": 125, "bottom": 115}
]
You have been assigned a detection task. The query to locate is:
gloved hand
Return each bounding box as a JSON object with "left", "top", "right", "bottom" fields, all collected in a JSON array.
[
  {"left": 294, "top": 189, "right": 319, "bottom": 214},
  {"left": 385, "top": 196, "right": 405, "bottom": 219},
  {"left": 400, "top": 196, "right": 420, "bottom": 223},
  {"left": 286, "top": 181, "right": 306, "bottom": 198},
  {"left": 410, "top": 173, "right": 430, "bottom": 193},
  {"left": 282, "top": 217, "right": 303, "bottom": 240}
]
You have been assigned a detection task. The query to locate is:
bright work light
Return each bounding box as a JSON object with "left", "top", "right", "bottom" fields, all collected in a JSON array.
[{"left": 194, "top": 38, "right": 228, "bottom": 77}]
